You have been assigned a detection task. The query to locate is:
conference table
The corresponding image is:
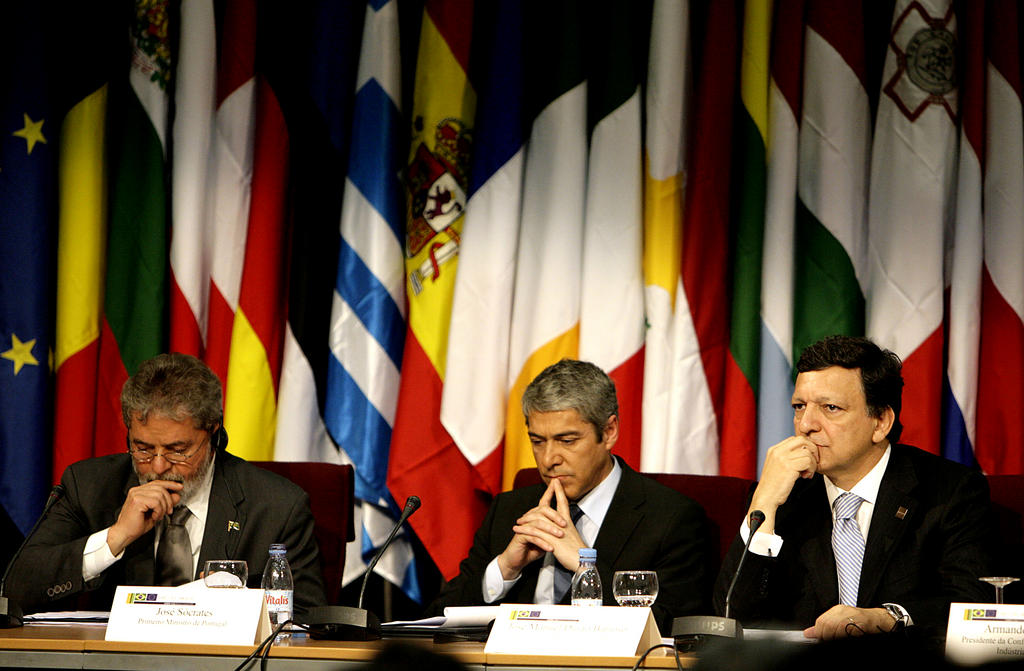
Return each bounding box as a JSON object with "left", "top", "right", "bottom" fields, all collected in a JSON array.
[{"left": 0, "top": 623, "right": 690, "bottom": 670}]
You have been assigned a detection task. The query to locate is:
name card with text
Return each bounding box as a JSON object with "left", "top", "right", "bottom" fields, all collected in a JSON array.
[
  {"left": 946, "top": 603, "right": 1024, "bottom": 665},
  {"left": 106, "top": 585, "right": 271, "bottom": 646},
  {"left": 484, "top": 604, "right": 661, "bottom": 657}
]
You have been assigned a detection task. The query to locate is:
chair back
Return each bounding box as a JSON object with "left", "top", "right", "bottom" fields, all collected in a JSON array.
[{"left": 252, "top": 461, "right": 355, "bottom": 605}]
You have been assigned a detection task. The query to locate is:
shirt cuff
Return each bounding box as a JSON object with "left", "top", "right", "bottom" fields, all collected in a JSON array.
[
  {"left": 740, "top": 519, "right": 784, "bottom": 557},
  {"left": 882, "top": 602, "right": 913, "bottom": 628},
  {"left": 482, "top": 556, "right": 520, "bottom": 603},
  {"left": 82, "top": 528, "right": 123, "bottom": 582}
]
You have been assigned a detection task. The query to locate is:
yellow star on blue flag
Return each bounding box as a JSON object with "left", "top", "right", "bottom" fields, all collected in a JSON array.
[
  {"left": 12, "top": 113, "right": 46, "bottom": 155},
  {"left": 1, "top": 333, "right": 39, "bottom": 375}
]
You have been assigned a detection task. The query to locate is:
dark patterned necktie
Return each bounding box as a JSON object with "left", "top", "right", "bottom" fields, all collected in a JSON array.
[
  {"left": 155, "top": 506, "right": 193, "bottom": 586},
  {"left": 552, "top": 503, "right": 585, "bottom": 602}
]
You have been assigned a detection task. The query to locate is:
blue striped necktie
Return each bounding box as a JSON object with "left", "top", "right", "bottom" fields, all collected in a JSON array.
[
  {"left": 552, "top": 503, "right": 585, "bottom": 602},
  {"left": 832, "top": 492, "right": 866, "bottom": 606}
]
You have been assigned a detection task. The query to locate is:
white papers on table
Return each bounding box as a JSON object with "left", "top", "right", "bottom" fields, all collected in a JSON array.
[
  {"left": 383, "top": 606, "right": 500, "bottom": 629},
  {"left": 743, "top": 628, "right": 816, "bottom": 643}
]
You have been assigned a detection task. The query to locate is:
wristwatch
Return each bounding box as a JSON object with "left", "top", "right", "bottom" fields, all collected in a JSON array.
[{"left": 882, "top": 603, "right": 910, "bottom": 630}]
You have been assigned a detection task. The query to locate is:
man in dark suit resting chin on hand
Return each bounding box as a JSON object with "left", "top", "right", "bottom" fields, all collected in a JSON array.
[
  {"left": 5, "top": 353, "right": 326, "bottom": 616},
  {"left": 427, "top": 359, "right": 710, "bottom": 633},
  {"left": 714, "top": 335, "right": 994, "bottom": 641}
]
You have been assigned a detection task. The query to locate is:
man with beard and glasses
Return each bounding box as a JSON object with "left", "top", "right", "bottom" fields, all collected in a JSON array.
[{"left": 4, "top": 353, "right": 326, "bottom": 616}]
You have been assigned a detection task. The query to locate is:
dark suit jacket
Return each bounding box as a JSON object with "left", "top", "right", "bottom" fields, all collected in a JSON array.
[
  {"left": 6, "top": 451, "right": 326, "bottom": 617},
  {"left": 427, "top": 460, "right": 710, "bottom": 632},
  {"left": 713, "top": 444, "right": 994, "bottom": 636}
]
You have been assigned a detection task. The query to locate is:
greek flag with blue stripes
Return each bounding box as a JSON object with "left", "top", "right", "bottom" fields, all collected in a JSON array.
[{"left": 325, "top": 0, "right": 419, "bottom": 602}]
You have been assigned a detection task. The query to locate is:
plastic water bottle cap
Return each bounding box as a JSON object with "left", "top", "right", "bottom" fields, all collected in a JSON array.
[{"left": 578, "top": 548, "right": 597, "bottom": 560}]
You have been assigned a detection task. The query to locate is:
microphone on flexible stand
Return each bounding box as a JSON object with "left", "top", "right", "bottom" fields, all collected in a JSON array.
[
  {"left": 1, "top": 484, "right": 66, "bottom": 628},
  {"left": 302, "top": 495, "right": 421, "bottom": 641},
  {"left": 672, "top": 509, "right": 766, "bottom": 648},
  {"left": 724, "top": 510, "right": 766, "bottom": 620}
]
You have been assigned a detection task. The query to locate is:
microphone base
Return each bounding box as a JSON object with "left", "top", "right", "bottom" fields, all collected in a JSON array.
[
  {"left": 0, "top": 596, "right": 23, "bottom": 629},
  {"left": 301, "top": 606, "right": 381, "bottom": 641},
  {"left": 671, "top": 615, "right": 741, "bottom": 651}
]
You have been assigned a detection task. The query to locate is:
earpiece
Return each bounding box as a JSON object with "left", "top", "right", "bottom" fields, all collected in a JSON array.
[{"left": 211, "top": 425, "right": 228, "bottom": 451}]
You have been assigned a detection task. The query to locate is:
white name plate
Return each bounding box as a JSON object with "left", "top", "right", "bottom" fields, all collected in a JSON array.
[
  {"left": 106, "top": 585, "right": 271, "bottom": 645},
  {"left": 484, "top": 604, "right": 661, "bottom": 657},
  {"left": 946, "top": 603, "right": 1024, "bottom": 665}
]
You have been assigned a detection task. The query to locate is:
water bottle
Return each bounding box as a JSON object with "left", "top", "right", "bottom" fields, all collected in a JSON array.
[
  {"left": 261, "top": 543, "right": 293, "bottom": 641},
  {"left": 570, "top": 548, "right": 603, "bottom": 606}
]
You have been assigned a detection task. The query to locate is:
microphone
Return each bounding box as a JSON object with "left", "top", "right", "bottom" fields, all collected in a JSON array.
[
  {"left": 303, "top": 495, "right": 421, "bottom": 641},
  {"left": 358, "top": 495, "right": 419, "bottom": 610},
  {"left": 672, "top": 509, "right": 766, "bottom": 649},
  {"left": 1, "top": 484, "right": 66, "bottom": 628},
  {"left": 724, "top": 509, "right": 765, "bottom": 619}
]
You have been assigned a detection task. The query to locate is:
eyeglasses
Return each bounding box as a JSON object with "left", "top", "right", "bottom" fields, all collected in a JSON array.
[{"left": 128, "top": 434, "right": 210, "bottom": 464}]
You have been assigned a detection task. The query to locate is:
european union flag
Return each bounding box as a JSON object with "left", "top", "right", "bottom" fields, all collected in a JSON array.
[{"left": 0, "top": 5, "right": 58, "bottom": 536}]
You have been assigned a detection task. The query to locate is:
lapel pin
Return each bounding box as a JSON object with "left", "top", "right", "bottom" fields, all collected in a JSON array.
[
  {"left": 228, "top": 520, "right": 240, "bottom": 532},
  {"left": 896, "top": 506, "right": 908, "bottom": 520}
]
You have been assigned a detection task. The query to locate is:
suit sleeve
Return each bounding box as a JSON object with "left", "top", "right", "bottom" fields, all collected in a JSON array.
[
  {"left": 712, "top": 483, "right": 795, "bottom": 624},
  {"left": 5, "top": 465, "right": 103, "bottom": 613},
  {"left": 712, "top": 531, "right": 779, "bottom": 621}
]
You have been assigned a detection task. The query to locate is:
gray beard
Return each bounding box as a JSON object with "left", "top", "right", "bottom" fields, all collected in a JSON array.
[{"left": 134, "top": 451, "right": 213, "bottom": 504}]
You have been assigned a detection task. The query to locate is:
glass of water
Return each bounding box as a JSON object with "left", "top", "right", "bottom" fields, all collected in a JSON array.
[
  {"left": 204, "top": 560, "right": 248, "bottom": 588},
  {"left": 612, "top": 570, "right": 659, "bottom": 607}
]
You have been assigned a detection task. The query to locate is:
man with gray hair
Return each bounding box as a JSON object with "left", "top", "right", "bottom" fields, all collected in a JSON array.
[
  {"left": 427, "top": 359, "right": 709, "bottom": 632},
  {"left": 6, "top": 353, "right": 326, "bottom": 616}
]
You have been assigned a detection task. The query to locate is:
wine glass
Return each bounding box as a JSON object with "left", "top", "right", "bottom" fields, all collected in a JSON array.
[
  {"left": 612, "top": 570, "right": 659, "bottom": 607},
  {"left": 204, "top": 560, "right": 248, "bottom": 588},
  {"left": 979, "top": 576, "right": 1019, "bottom": 604}
]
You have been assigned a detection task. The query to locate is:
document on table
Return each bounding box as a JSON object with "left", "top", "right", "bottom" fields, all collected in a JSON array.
[
  {"left": 743, "top": 628, "right": 816, "bottom": 643},
  {"left": 383, "top": 606, "right": 499, "bottom": 630}
]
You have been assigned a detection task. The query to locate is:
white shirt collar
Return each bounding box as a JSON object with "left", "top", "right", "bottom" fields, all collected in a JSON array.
[
  {"left": 182, "top": 449, "right": 217, "bottom": 521},
  {"left": 823, "top": 443, "right": 891, "bottom": 508},
  {"left": 574, "top": 455, "right": 622, "bottom": 535}
]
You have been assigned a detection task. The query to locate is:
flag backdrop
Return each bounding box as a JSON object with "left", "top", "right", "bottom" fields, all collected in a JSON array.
[
  {"left": 6, "top": 0, "right": 1024, "bottom": 606},
  {"left": 0, "top": 3, "right": 59, "bottom": 536}
]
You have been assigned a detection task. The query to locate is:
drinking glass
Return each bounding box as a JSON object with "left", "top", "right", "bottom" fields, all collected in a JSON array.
[
  {"left": 204, "top": 560, "right": 248, "bottom": 588},
  {"left": 979, "top": 576, "right": 1019, "bottom": 604},
  {"left": 612, "top": 570, "right": 659, "bottom": 607}
]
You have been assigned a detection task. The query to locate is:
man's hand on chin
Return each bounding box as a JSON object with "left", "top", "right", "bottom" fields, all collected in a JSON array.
[
  {"left": 803, "top": 605, "right": 897, "bottom": 640},
  {"left": 107, "top": 480, "right": 183, "bottom": 556},
  {"left": 497, "top": 480, "right": 569, "bottom": 580},
  {"left": 498, "top": 478, "right": 588, "bottom": 579},
  {"left": 542, "top": 478, "right": 586, "bottom": 570}
]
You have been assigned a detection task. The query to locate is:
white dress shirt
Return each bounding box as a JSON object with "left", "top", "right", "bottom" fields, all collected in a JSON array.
[
  {"left": 741, "top": 444, "right": 891, "bottom": 556},
  {"left": 483, "top": 457, "right": 623, "bottom": 603},
  {"left": 82, "top": 452, "right": 217, "bottom": 582}
]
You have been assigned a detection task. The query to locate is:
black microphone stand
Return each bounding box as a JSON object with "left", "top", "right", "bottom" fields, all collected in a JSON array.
[
  {"left": 302, "top": 496, "right": 421, "bottom": 641},
  {"left": 1, "top": 485, "right": 66, "bottom": 628},
  {"left": 672, "top": 510, "right": 766, "bottom": 648}
]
